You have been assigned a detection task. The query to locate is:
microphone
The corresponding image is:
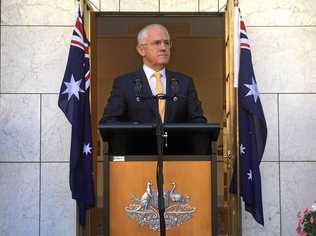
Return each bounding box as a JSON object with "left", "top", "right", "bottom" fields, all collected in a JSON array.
[
  {"left": 134, "top": 77, "right": 142, "bottom": 102},
  {"left": 170, "top": 78, "right": 179, "bottom": 102}
]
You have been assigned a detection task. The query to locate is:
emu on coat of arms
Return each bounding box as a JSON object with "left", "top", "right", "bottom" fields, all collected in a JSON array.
[{"left": 125, "top": 180, "right": 195, "bottom": 231}]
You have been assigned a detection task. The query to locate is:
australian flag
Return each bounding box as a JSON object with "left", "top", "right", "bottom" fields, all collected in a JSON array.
[
  {"left": 58, "top": 1, "right": 95, "bottom": 226},
  {"left": 230, "top": 16, "right": 267, "bottom": 226}
]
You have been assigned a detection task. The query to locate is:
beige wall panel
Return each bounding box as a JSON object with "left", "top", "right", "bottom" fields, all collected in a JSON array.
[
  {"left": 280, "top": 162, "right": 316, "bottom": 236},
  {"left": 170, "top": 37, "right": 224, "bottom": 123},
  {"left": 1, "top": 26, "right": 73, "bottom": 93},
  {"left": 96, "top": 38, "right": 140, "bottom": 78},
  {"left": 40, "top": 163, "right": 76, "bottom": 236},
  {"left": 41, "top": 94, "right": 71, "bottom": 161},
  {"left": 101, "top": 0, "right": 119, "bottom": 11},
  {"left": 197, "top": 76, "right": 223, "bottom": 123},
  {"left": 96, "top": 162, "right": 104, "bottom": 207},
  {"left": 200, "top": 0, "right": 227, "bottom": 12},
  {"left": 242, "top": 162, "right": 280, "bottom": 236},
  {"left": 199, "top": 0, "right": 217, "bottom": 12},
  {"left": 160, "top": 0, "right": 198, "bottom": 12},
  {"left": 260, "top": 94, "right": 278, "bottom": 162},
  {"left": 97, "top": 75, "right": 115, "bottom": 122},
  {"left": 0, "top": 94, "right": 40, "bottom": 161},
  {"left": 120, "top": 0, "right": 158, "bottom": 11},
  {"left": 218, "top": 0, "right": 227, "bottom": 12},
  {"left": 171, "top": 38, "right": 223, "bottom": 81},
  {"left": 279, "top": 94, "right": 316, "bottom": 161},
  {"left": 217, "top": 161, "right": 224, "bottom": 200},
  {"left": 0, "top": 163, "right": 40, "bottom": 236},
  {"left": 1, "top": 0, "right": 75, "bottom": 25},
  {"left": 89, "top": 0, "right": 100, "bottom": 11},
  {"left": 248, "top": 27, "right": 316, "bottom": 93},
  {"left": 240, "top": 0, "right": 316, "bottom": 26}
]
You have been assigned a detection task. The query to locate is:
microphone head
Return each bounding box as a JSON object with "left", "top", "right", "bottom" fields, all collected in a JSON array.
[
  {"left": 134, "top": 77, "right": 142, "bottom": 102},
  {"left": 170, "top": 78, "right": 179, "bottom": 94},
  {"left": 134, "top": 77, "right": 142, "bottom": 91}
]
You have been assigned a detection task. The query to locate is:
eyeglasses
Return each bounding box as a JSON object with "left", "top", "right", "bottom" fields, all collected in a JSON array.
[{"left": 141, "top": 40, "right": 172, "bottom": 49}]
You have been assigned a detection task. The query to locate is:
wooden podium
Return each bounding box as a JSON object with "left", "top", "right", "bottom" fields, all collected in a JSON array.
[{"left": 99, "top": 123, "right": 220, "bottom": 236}]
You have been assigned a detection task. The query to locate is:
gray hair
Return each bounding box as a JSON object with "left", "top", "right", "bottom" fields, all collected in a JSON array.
[{"left": 137, "top": 24, "right": 170, "bottom": 46}]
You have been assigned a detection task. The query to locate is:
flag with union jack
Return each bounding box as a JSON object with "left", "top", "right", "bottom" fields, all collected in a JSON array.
[
  {"left": 58, "top": 0, "right": 95, "bottom": 226},
  {"left": 230, "top": 12, "right": 267, "bottom": 226}
]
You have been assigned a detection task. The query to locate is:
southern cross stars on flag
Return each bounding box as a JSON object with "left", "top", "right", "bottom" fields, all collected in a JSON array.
[
  {"left": 231, "top": 14, "right": 267, "bottom": 226},
  {"left": 58, "top": 0, "right": 95, "bottom": 226},
  {"left": 62, "top": 74, "right": 85, "bottom": 100}
]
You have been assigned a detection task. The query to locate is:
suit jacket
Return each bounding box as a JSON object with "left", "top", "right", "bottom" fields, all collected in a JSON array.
[{"left": 100, "top": 68, "right": 207, "bottom": 124}]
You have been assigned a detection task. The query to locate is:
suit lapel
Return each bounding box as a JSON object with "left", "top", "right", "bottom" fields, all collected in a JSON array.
[
  {"left": 165, "top": 69, "right": 173, "bottom": 122},
  {"left": 137, "top": 69, "right": 156, "bottom": 115}
]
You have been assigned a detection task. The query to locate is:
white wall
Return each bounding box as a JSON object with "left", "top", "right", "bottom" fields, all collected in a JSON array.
[
  {"left": 1, "top": 1, "right": 76, "bottom": 235},
  {"left": 240, "top": 1, "right": 316, "bottom": 235}
]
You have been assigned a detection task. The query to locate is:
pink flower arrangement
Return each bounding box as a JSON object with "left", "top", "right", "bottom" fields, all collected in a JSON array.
[{"left": 296, "top": 200, "right": 316, "bottom": 236}]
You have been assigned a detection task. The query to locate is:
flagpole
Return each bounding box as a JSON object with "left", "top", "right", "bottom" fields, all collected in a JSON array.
[
  {"left": 230, "top": 1, "right": 267, "bottom": 229},
  {"left": 235, "top": 62, "right": 242, "bottom": 236},
  {"left": 233, "top": 4, "right": 242, "bottom": 236}
]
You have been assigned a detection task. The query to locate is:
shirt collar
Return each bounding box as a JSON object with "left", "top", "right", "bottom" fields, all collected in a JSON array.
[{"left": 143, "top": 64, "right": 166, "bottom": 79}]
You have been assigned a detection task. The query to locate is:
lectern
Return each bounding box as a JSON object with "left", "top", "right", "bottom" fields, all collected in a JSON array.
[{"left": 99, "top": 123, "right": 220, "bottom": 236}]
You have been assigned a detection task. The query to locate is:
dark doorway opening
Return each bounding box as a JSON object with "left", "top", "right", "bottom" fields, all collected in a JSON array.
[{"left": 90, "top": 13, "right": 226, "bottom": 236}]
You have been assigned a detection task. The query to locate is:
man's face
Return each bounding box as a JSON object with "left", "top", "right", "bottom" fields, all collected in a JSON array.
[{"left": 137, "top": 26, "right": 171, "bottom": 71}]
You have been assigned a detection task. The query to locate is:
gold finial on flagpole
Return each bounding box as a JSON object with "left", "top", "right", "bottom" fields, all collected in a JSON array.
[{"left": 234, "top": 0, "right": 239, "bottom": 7}]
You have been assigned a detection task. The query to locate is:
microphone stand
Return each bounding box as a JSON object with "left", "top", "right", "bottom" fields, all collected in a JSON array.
[
  {"left": 135, "top": 93, "right": 169, "bottom": 236},
  {"left": 135, "top": 77, "right": 178, "bottom": 236},
  {"left": 154, "top": 93, "right": 167, "bottom": 236}
]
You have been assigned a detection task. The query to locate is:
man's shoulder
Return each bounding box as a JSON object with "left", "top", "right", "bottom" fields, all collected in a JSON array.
[
  {"left": 114, "top": 70, "right": 143, "bottom": 83},
  {"left": 117, "top": 70, "right": 141, "bottom": 80},
  {"left": 167, "top": 70, "right": 193, "bottom": 81},
  {"left": 117, "top": 70, "right": 140, "bottom": 79}
]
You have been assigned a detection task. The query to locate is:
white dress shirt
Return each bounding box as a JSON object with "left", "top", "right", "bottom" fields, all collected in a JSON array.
[{"left": 143, "top": 64, "right": 167, "bottom": 95}]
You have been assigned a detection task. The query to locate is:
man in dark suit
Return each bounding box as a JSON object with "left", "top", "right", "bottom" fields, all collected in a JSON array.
[{"left": 100, "top": 24, "right": 206, "bottom": 124}]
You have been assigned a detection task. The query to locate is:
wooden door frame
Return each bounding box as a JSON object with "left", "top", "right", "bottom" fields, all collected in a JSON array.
[{"left": 224, "top": 0, "right": 241, "bottom": 235}]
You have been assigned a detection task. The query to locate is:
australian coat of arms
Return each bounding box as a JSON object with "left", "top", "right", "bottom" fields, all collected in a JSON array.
[{"left": 125, "top": 180, "right": 195, "bottom": 231}]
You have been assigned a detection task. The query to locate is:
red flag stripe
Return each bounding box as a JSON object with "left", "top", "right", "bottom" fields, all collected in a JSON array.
[
  {"left": 240, "top": 20, "right": 246, "bottom": 32},
  {"left": 75, "top": 18, "right": 84, "bottom": 36},
  {"left": 85, "top": 71, "right": 91, "bottom": 81},
  {"left": 71, "top": 40, "right": 86, "bottom": 50}
]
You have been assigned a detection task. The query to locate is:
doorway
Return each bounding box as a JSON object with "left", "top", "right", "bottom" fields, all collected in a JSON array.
[{"left": 90, "top": 13, "right": 232, "bottom": 235}]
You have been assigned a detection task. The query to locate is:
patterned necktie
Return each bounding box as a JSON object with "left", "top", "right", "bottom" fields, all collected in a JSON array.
[{"left": 153, "top": 71, "right": 165, "bottom": 122}]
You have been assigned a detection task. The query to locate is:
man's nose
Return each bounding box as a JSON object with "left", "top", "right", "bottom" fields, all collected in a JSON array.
[{"left": 160, "top": 42, "right": 167, "bottom": 50}]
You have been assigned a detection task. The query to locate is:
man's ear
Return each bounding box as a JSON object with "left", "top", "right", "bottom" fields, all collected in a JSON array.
[{"left": 136, "top": 45, "right": 145, "bottom": 57}]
